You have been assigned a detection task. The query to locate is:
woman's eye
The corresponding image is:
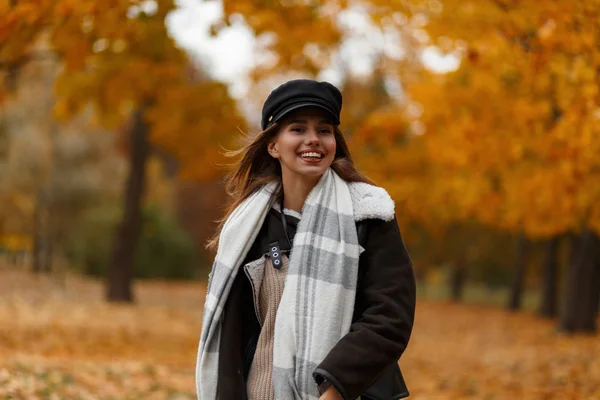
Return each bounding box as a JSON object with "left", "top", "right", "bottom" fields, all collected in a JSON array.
[
  {"left": 320, "top": 129, "right": 332, "bottom": 134},
  {"left": 291, "top": 127, "right": 304, "bottom": 132}
]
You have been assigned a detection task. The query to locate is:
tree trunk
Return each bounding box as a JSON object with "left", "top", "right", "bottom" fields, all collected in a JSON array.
[
  {"left": 537, "top": 235, "right": 560, "bottom": 318},
  {"left": 32, "top": 197, "right": 42, "bottom": 273},
  {"left": 579, "top": 231, "right": 599, "bottom": 332},
  {"left": 508, "top": 233, "right": 529, "bottom": 311},
  {"left": 106, "top": 108, "right": 149, "bottom": 303},
  {"left": 594, "top": 260, "right": 600, "bottom": 316},
  {"left": 32, "top": 190, "right": 50, "bottom": 273},
  {"left": 590, "top": 236, "right": 600, "bottom": 319},
  {"left": 559, "top": 230, "right": 600, "bottom": 333},
  {"left": 450, "top": 260, "right": 466, "bottom": 302},
  {"left": 43, "top": 239, "right": 53, "bottom": 273},
  {"left": 596, "top": 280, "right": 600, "bottom": 314}
]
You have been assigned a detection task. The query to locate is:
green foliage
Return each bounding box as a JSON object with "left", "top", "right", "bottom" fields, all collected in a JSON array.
[
  {"left": 405, "top": 220, "right": 518, "bottom": 288},
  {"left": 134, "top": 205, "right": 197, "bottom": 280},
  {"left": 67, "top": 204, "right": 198, "bottom": 280},
  {"left": 472, "top": 259, "right": 513, "bottom": 289},
  {"left": 65, "top": 204, "right": 117, "bottom": 278}
]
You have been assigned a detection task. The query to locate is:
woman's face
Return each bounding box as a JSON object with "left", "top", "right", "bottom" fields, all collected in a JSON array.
[{"left": 268, "top": 107, "right": 337, "bottom": 184}]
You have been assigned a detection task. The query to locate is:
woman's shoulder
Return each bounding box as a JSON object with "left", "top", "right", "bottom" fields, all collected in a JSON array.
[{"left": 348, "top": 182, "right": 395, "bottom": 222}]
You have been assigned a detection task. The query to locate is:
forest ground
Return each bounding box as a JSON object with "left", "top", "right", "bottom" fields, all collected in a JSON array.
[{"left": 0, "top": 263, "right": 598, "bottom": 399}]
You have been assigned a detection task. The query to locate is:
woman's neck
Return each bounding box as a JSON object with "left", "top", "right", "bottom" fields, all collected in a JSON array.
[{"left": 281, "top": 174, "right": 319, "bottom": 213}]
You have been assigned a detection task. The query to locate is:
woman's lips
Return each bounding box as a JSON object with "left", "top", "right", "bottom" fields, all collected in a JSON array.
[
  {"left": 299, "top": 156, "right": 323, "bottom": 163},
  {"left": 298, "top": 152, "right": 325, "bottom": 163}
]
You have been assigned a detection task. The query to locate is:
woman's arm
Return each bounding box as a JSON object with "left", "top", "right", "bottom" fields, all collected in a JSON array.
[{"left": 313, "top": 216, "right": 416, "bottom": 400}]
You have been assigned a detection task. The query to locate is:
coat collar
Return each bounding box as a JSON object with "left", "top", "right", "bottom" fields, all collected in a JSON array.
[{"left": 348, "top": 182, "right": 396, "bottom": 222}]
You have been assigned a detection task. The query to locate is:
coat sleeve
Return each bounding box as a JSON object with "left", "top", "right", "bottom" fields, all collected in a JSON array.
[{"left": 312, "top": 216, "right": 416, "bottom": 400}]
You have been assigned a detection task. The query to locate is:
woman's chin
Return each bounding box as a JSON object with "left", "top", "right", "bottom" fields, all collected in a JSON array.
[
  {"left": 290, "top": 166, "right": 328, "bottom": 180},
  {"left": 300, "top": 163, "right": 331, "bottom": 176}
]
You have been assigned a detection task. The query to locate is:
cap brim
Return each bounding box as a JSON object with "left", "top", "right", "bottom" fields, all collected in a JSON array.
[{"left": 272, "top": 101, "right": 340, "bottom": 126}]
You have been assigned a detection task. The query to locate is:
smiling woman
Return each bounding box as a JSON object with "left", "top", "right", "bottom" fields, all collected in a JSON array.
[{"left": 196, "top": 79, "right": 416, "bottom": 400}]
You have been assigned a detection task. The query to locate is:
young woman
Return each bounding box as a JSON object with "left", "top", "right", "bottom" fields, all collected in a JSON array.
[{"left": 196, "top": 79, "right": 416, "bottom": 400}]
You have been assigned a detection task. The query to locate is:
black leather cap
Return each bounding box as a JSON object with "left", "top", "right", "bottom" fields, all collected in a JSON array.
[{"left": 261, "top": 79, "right": 342, "bottom": 130}]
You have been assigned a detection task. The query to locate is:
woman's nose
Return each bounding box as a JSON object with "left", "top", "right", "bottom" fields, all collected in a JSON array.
[{"left": 305, "top": 129, "right": 320, "bottom": 145}]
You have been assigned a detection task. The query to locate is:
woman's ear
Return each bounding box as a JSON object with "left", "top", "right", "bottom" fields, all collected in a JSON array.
[{"left": 267, "top": 140, "right": 280, "bottom": 159}]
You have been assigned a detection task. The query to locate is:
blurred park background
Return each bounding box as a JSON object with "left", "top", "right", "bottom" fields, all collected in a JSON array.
[{"left": 1, "top": 0, "right": 599, "bottom": 398}]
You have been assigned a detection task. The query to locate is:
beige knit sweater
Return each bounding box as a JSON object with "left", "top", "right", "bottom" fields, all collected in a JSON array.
[{"left": 246, "top": 254, "right": 289, "bottom": 400}]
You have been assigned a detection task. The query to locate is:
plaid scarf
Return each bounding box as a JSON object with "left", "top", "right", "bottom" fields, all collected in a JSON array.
[{"left": 196, "top": 169, "right": 361, "bottom": 399}]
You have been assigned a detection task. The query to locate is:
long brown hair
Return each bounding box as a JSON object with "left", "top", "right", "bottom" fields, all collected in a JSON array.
[{"left": 206, "top": 122, "right": 374, "bottom": 251}]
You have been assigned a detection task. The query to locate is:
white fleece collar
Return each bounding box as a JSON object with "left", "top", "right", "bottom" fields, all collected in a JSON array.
[
  {"left": 271, "top": 181, "right": 396, "bottom": 223},
  {"left": 348, "top": 182, "right": 396, "bottom": 222}
]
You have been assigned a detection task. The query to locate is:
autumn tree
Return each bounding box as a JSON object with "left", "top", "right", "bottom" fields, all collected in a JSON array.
[
  {"left": 2, "top": 0, "right": 246, "bottom": 302},
  {"left": 352, "top": 0, "right": 600, "bottom": 332},
  {"left": 3, "top": 0, "right": 352, "bottom": 302}
]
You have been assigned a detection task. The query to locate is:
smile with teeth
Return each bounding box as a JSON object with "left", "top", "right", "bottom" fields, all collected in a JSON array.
[{"left": 299, "top": 151, "right": 324, "bottom": 160}]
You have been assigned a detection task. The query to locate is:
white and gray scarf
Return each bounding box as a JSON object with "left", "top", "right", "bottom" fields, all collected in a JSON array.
[{"left": 196, "top": 168, "right": 394, "bottom": 399}]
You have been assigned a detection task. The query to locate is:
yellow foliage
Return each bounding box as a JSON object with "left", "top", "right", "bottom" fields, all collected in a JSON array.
[
  {"left": 2, "top": 0, "right": 247, "bottom": 184},
  {"left": 4, "top": 0, "right": 600, "bottom": 238},
  {"left": 353, "top": 0, "right": 600, "bottom": 239},
  {"left": 0, "top": 234, "right": 32, "bottom": 251},
  {"left": 146, "top": 80, "right": 246, "bottom": 181},
  {"left": 220, "top": 0, "right": 343, "bottom": 77}
]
